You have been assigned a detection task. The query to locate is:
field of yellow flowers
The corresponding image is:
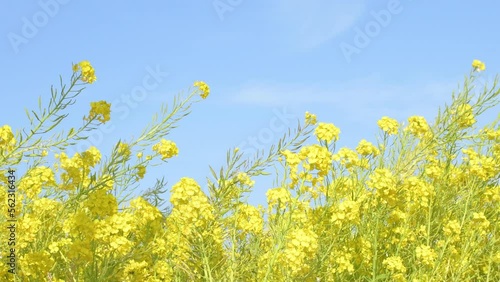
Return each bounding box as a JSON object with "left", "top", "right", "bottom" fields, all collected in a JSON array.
[{"left": 0, "top": 60, "right": 499, "bottom": 281}]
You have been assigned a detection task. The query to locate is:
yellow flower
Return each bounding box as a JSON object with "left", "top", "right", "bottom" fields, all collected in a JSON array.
[
  {"left": 356, "top": 139, "right": 380, "bottom": 156},
  {"left": 314, "top": 122, "right": 341, "bottom": 143},
  {"left": 472, "top": 59, "right": 486, "bottom": 72},
  {"left": 282, "top": 228, "right": 318, "bottom": 276},
  {"left": 367, "top": 168, "right": 398, "bottom": 206},
  {"left": 129, "top": 197, "right": 163, "bottom": 225},
  {"left": 18, "top": 166, "right": 57, "bottom": 199},
  {"left": 236, "top": 172, "right": 255, "bottom": 187},
  {"left": 136, "top": 165, "right": 146, "bottom": 179},
  {"left": 471, "top": 212, "right": 490, "bottom": 232},
  {"left": 416, "top": 245, "right": 437, "bottom": 267},
  {"left": 331, "top": 199, "right": 361, "bottom": 226},
  {"left": 382, "top": 256, "right": 406, "bottom": 274},
  {"left": 405, "top": 116, "right": 430, "bottom": 137},
  {"left": 377, "top": 116, "right": 399, "bottom": 135},
  {"left": 443, "top": 219, "right": 461, "bottom": 242},
  {"left": 82, "top": 189, "right": 118, "bottom": 217},
  {"left": 0, "top": 124, "right": 16, "bottom": 151},
  {"left": 117, "top": 142, "right": 131, "bottom": 159},
  {"left": 85, "top": 100, "right": 111, "bottom": 123},
  {"left": 455, "top": 103, "right": 476, "bottom": 128},
  {"left": 480, "top": 127, "right": 500, "bottom": 141},
  {"left": 121, "top": 260, "right": 150, "bottom": 281},
  {"left": 266, "top": 187, "right": 291, "bottom": 208},
  {"left": 333, "top": 147, "right": 365, "bottom": 170},
  {"left": 20, "top": 251, "right": 55, "bottom": 279},
  {"left": 169, "top": 177, "right": 214, "bottom": 225},
  {"left": 299, "top": 144, "right": 333, "bottom": 174},
  {"left": 73, "top": 60, "right": 97, "bottom": 83},
  {"left": 152, "top": 139, "right": 179, "bottom": 160},
  {"left": 234, "top": 203, "right": 263, "bottom": 234},
  {"left": 194, "top": 81, "right": 210, "bottom": 99},
  {"left": 81, "top": 146, "right": 101, "bottom": 168},
  {"left": 305, "top": 111, "right": 317, "bottom": 125}
]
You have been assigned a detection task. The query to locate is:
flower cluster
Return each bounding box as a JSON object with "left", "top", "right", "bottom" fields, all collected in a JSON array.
[
  {"left": 462, "top": 148, "right": 498, "bottom": 181},
  {"left": 85, "top": 100, "right": 111, "bottom": 123},
  {"left": 472, "top": 59, "right": 486, "bottom": 72},
  {"left": 454, "top": 103, "right": 476, "bottom": 128},
  {"left": 152, "top": 139, "right": 178, "bottom": 160},
  {"left": 0, "top": 125, "right": 16, "bottom": 152},
  {"left": 73, "top": 60, "right": 97, "bottom": 83},
  {"left": 383, "top": 256, "right": 407, "bottom": 281},
  {"left": 416, "top": 245, "right": 438, "bottom": 267},
  {"left": 18, "top": 166, "right": 56, "bottom": 199},
  {"left": 314, "top": 122, "right": 341, "bottom": 143},
  {"left": 377, "top": 116, "right": 399, "bottom": 135},
  {"left": 405, "top": 116, "right": 431, "bottom": 137},
  {"left": 194, "top": 81, "right": 210, "bottom": 99},
  {"left": 305, "top": 111, "right": 317, "bottom": 125},
  {"left": 367, "top": 168, "right": 398, "bottom": 206},
  {"left": 281, "top": 228, "right": 318, "bottom": 276},
  {"left": 356, "top": 139, "right": 380, "bottom": 157},
  {"left": 169, "top": 177, "right": 214, "bottom": 226},
  {"left": 330, "top": 199, "right": 361, "bottom": 226},
  {"left": 233, "top": 203, "right": 263, "bottom": 234}
]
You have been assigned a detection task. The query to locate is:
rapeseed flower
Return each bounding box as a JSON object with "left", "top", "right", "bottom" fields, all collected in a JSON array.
[
  {"left": 377, "top": 116, "right": 399, "bottom": 135},
  {"left": 169, "top": 177, "right": 214, "bottom": 225},
  {"left": 305, "top": 111, "right": 317, "bottom": 125},
  {"left": 472, "top": 59, "right": 486, "bottom": 72},
  {"left": 266, "top": 187, "right": 291, "bottom": 209},
  {"left": 282, "top": 228, "right": 318, "bottom": 276},
  {"left": 367, "top": 168, "right": 398, "bottom": 206},
  {"left": 194, "top": 81, "right": 210, "bottom": 99},
  {"left": 356, "top": 139, "right": 380, "bottom": 156},
  {"left": 471, "top": 212, "right": 490, "bottom": 235},
  {"left": 405, "top": 116, "right": 430, "bottom": 137},
  {"left": 85, "top": 100, "right": 111, "bottom": 123},
  {"left": 328, "top": 247, "right": 355, "bottom": 275},
  {"left": 299, "top": 144, "right": 333, "bottom": 175},
  {"left": 136, "top": 165, "right": 146, "bottom": 179},
  {"left": 333, "top": 147, "right": 364, "bottom": 169},
  {"left": 314, "top": 122, "right": 340, "bottom": 143},
  {"left": 117, "top": 142, "right": 131, "bottom": 159},
  {"left": 416, "top": 245, "right": 437, "bottom": 267},
  {"left": 0, "top": 124, "right": 16, "bottom": 151},
  {"left": 382, "top": 256, "right": 406, "bottom": 279},
  {"left": 20, "top": 251, "right": 55, "bottom": 279},
  {"left": 73, "top": 60, "right": 97, "bottom": 83},
  {"left": 443, "top": 219, "right": 461, "bottom": 243},
  {"left": 331, "top": 199, "right": 361, "bottom": 226},
  {"left": 455, "top": 103, "right": 476, "bottom": 128},
  {"left": 18, "top": 166, "right": 56, "bottom": 199},
  {"left": 234, "top": 203, "right": 263, "bottom": 234},
  {"left": 82, "top": 189, "right": 118, "bottom": 217},
  {"left": 152, "top": 139, "right": 178, "bottom": 160}
]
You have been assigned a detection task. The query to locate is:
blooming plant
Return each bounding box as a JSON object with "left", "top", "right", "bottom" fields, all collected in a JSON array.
[{"left": 0, "top": 60, "right": 499, "bottom": 281}]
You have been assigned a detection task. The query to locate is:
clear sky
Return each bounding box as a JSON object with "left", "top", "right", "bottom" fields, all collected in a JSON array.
[{"left": 2, "top": 0, "right": 499, "bottom": 209}]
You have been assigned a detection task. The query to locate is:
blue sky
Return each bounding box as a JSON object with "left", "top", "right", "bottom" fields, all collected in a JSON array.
[{"left": 2, "top": 0, "right": 500, "bottom": 209}]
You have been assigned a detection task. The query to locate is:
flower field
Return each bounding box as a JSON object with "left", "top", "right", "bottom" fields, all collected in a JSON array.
[{"left": 0, "top": 60, "right": 499, "bottom": 281}]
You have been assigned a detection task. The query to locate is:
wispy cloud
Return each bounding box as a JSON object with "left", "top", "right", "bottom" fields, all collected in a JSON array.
[
  {"left": 275, "top": 0, "right": 365, "bottom": 49},
  {"left": 227, "top": 75, "right": 459, "bottom": 124}
]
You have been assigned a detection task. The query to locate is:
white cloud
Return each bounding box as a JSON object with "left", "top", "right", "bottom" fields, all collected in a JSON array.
[
  {"left": 275, "top": 0, "right": 366, "bottom": 49},
  {"left": 227, "top": 75, "right": 459, "bottom": 124}
]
